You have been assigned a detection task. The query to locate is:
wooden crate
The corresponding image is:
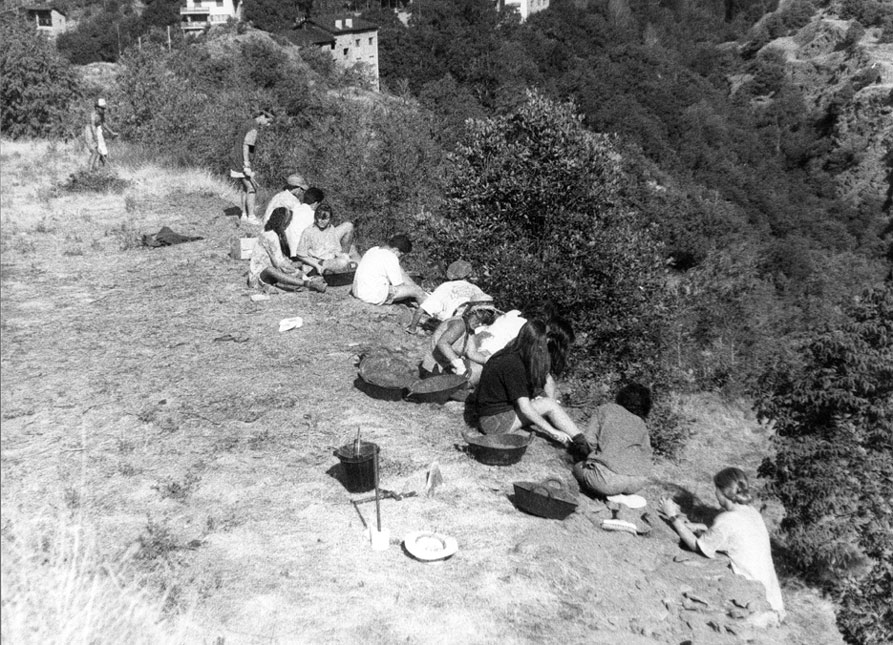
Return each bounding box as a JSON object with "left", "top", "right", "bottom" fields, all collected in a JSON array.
[{"left": 231, "top": 237, "right": 256, "bottom": 260}]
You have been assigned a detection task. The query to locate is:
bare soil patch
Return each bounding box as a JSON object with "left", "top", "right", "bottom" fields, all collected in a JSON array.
[{"left": 1, "top": 141, "right": 844, "bottom": 644}]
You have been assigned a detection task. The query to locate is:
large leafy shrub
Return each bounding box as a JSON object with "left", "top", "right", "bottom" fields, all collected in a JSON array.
[
  {"left": 428, "top": 91, "right": 671, "bottom": 384},
  {"left": 756, "top": 282, "right": 893, "bottom": 645},
  {"left": 0, "top": 12, "right": 82, "bottom": 138}
]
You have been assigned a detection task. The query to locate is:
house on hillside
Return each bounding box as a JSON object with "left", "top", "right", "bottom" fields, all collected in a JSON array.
[
  {"left": 280, "top": 15, "right": 380, "bottom": 90},
  {"left": 179, "top": 0, "right": 242, "bottom": 33},
  {"left": 497, "top": 0, "right": 549, "bottom": 21},
  {"left": 22, "top": 4, "right": 67, "bottom": 38}
]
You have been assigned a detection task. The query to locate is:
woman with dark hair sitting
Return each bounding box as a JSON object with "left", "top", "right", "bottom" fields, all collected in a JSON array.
[
  {"left": 572, "top": 383, "right": 653, "bottom": 497},
  {"left": 474, "top": 319, "right": 586, "bottom": 446},
  {"left": 247, "top": 207, "right": 326, "bottom": 292}
]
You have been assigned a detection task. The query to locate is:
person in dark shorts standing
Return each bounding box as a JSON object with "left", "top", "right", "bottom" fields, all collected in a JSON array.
[{"left": 230, "top": 110, "right": 273, "bottom": 224}]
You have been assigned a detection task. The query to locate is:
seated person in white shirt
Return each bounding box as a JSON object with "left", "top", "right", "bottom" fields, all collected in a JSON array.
[
  {"left": 352, "top": 234, "right": 426, "bottom": 306},
  {"left": 262, "top": 173, "right": 308, "bottom": 225},
  {"left": 405, "top": 259, "right": 492, "bottom": 334},
  {"left": 284, "top": 187, "right": 325, "bottom": 258},
  {"left": 294, "top": 205, "right": 359, "bottom": 275}
]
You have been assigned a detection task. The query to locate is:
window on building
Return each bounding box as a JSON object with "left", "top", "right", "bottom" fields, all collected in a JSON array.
[
  {"left": 330, "top": 43, "right": 335, "bottom": 49},
  {"left": 36, "top": 12, "right": 52, "bottom": 26},
  {"left": 368, "top": 37, "right": 373, "bottom": 45},
  {"left": 355, "top": 38, "right": 360, "bottom": 46},
  {"left": 194, "top": 0, "right": 201, "bottom": 6},
  {"left": 216, "top": 0, "right": 223, "bottom": 5},
  {"left": 343, "top": 48, "right": 349, "bottom": 56}
]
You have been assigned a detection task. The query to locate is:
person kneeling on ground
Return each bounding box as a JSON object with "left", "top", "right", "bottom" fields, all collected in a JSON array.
[
  {"left": 572, "top": 383, "right": 653, "bottom": 498},
  {"left": 660, "top": 467, "right": 786, "bottom": 622},
  {"left": 247, "top": 207, "right": 326, "bottom": 293},
  {"left": 474, "top": 319, "right": 587, "bottom": 447},
  {"left": 419, "top": 302, "right": 498, "bottom": 385},
  {"left": 406, "top": 260, "right": 492, "bottom": 334},
  {"left": 351, "top": 234, "right": 426, "bottom": 306},
  {"left": 294, "top": 205, "right": 359, "bottom": 276},
  {"left": 262, "top": 173, "right": 308, "bottom": 225}
]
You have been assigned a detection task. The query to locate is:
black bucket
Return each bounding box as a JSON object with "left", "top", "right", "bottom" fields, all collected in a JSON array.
[{"left": 334, "top": 441, "right": 380, "bottom": 492}]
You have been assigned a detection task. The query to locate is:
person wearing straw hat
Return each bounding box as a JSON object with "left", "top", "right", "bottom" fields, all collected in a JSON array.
[
  {"left": 262, "top": 173, "right": 308, "bottom": 225},
  {"left": 405, "top": 260, "right": 492, "bottom": 334},
  {"left": 86, "top": 98, "right": 118, "bottom": 171},
  {"left": 229, "top": 109, "right": 273, "bottom": 224}
]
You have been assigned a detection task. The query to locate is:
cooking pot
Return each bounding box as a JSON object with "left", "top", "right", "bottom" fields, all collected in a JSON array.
[
  {"left": 405, "top": 374, "right": 468, "bottom": 405},
  {"left": 462, "top": 432, "right": 532, "bottom": 466}
]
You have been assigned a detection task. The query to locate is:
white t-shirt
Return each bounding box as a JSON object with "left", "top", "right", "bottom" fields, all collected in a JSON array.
[
  {"left": 352, "top": 246, "right": 404, "bottom": 305},
  {"left": 420, "top": 280, "right": 491, "bottom": 320},
  {"left": 697, "top": 505, "right": 785, "bottom": 616},
  {"left": 284, "top": 203, "right": 315, "bottom": 256},
  {"left": 475, "top": 310, "right": 527, "bottom": 355},
  {"left": 262, "top": 189, "right": 302, "bottom": 225}
]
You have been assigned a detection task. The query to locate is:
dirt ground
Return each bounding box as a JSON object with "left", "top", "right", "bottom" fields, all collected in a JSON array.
[{"left": 0, "top": 140, "right": 845, "bottom": 644}]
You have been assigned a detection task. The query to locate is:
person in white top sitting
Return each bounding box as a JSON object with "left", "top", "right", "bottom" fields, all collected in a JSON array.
[
  {"left": 660, "top": 467, "right": 786, "bottom": 622},
  {"left": 352, "top": 234, "right": 426, "bottom": 306},
  {"left": 294, "top": 205, "right": 359, "bottom": 275},
  {"left": 247, "top": 207, "right": 326, "bottom": 293},
  {"left": 262, "top": 173, "right": 308, "bottom": 225},
  {"left": 405, "top": 259, "right": 492, "bottom": 334}
]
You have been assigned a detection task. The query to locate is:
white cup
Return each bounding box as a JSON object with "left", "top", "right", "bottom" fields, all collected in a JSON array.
[{"left": 368, "top": 527, "right": 390, "bottom": 551}]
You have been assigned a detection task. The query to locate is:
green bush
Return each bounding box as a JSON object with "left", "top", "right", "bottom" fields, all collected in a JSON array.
[
  {"left": 756, "top": 282, "right": 893, "bottom": 645},
  {"left": 427, "top": 90, "right": 673, "bottom": 389},
  {"left": 0, "top": 12, "right": 82, "bottom": 138}
]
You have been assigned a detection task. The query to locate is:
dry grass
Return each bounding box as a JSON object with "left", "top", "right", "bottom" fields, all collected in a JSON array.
[
  {"left": 1, "top": 512, "right": 196, "bottom": 644},
  {"left": 0, "top": 139, "right": 846, "bottom": 645}
]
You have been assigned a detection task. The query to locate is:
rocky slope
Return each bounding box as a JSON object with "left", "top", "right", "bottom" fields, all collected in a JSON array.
[{"left": 760, "top": 12, "right": 892, "bottom": 211}]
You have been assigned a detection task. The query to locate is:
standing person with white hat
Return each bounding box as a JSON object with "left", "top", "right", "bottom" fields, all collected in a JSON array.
[{"left": 86, "top": 98, "right": 118, "bottom": 171}]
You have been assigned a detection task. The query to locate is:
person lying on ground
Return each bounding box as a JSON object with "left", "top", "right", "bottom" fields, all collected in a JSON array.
[
  {"left": 247, "top": 207, "right": 326, "bottom": 293},
  {"left": 659, "top": 467, "right": 786, "bottom": 621},
  {"left": 473, "top": 319, "right": 587, "bottom": 447},
  {"left": 229, "top": 110, "right": 273, "bottom": 223},
  {"left": 572, "top": 383, "right": 653, "bottom": 497},
  {"left": 419, "top": 302, "right": 499, "bottom": 385},
  {"left": 262, "top": 174, "right": 308, "bottom": 225},
  {"left": 351, "top": 234, "right": 427, "bottom": 306},
  {"left": 406, "top": 260, "right": 492, "bottom": 334},
  {"left": 284, "top": 187, "right": 324, "bottom": 257},
  {"left": 294, "top": 205, "right": 360, "bottom": 276}
]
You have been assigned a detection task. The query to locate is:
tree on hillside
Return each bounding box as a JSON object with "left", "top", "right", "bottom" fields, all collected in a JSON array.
[
  {"left": 756, "top": 282, "right": 893, "bottom": 645},
  {"left": 0, "top": 12, "right": 82, "bottom": 138},
  {"left": 57, "top": 0, "right": 142, "bottom": 63},
  {"left": 428, "top": 90, "right": 671, "bottom": 389},
  {"left": 243, "top": 0, "right": 296, "bottom": 30}
]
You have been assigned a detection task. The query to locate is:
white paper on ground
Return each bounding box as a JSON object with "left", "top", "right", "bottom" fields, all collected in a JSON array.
[{"left": 278, "top": 317, "right": 303, "bottom": 332}]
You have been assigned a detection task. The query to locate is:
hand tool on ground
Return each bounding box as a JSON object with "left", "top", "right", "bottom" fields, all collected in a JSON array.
[{"left": 352, "top": 489, "right": 418, "bottom": 504}]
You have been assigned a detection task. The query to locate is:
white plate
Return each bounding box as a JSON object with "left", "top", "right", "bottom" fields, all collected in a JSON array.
[{"left": 403, "top": 530, "right": 459, "bottom": 561}]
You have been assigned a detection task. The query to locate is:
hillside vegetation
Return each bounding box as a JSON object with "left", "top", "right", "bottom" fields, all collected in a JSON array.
[{"left": 1, "top": 0, "right": 891, "bottom": 640}]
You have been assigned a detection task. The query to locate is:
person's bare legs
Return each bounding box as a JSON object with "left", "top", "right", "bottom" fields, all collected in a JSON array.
[
  {"left": 88, "top": 148, "right": 100, "bottom": 171},
  {"left": 239, "top": 177, "right": 255, "bottom": 219},
  {"left": 260, "top": 267, "right": 306, "bottom": 289},
  {"left": 389, "top": 283, "right": 426, "bottom": 306},
  {"left": 529, "top": 397, "right": 582, "bottom": 441}
]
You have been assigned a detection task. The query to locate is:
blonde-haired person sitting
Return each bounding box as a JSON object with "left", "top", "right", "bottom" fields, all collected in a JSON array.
[{"left": 660, "top": 467, "right": 785, "bottom": 622}]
